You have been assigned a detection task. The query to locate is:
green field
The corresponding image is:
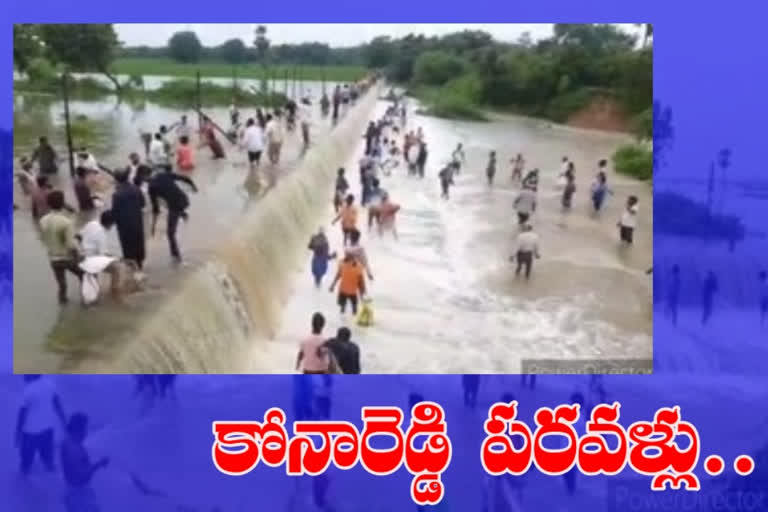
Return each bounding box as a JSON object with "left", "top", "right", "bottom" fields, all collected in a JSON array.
[{"left": 112, "top": 58, "right": 367, "bottom": 82}]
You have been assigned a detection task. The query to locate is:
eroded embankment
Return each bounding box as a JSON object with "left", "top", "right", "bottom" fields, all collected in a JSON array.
[{"left": 76, "top": 91, "right": 378, "bottom": 373}]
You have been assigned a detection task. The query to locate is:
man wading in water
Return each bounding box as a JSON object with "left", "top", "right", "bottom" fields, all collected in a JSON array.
[
  {"left": 329, "top": 251, "right": 367, "bottom": 316},
  {"left": 332, "top": 194, "right": 359, "bottom": 246},
  {"left": 307, "top": 227, "right": 337, "bottom": 288},
  {"left": 296, "top": 312, "right": 331, "bottom": 374},
  {"left": 514, "top": 186, "right": 537, "bottom": 226},
  {"left": 510, "top": 223, "right": 541, "bottom": 280}
]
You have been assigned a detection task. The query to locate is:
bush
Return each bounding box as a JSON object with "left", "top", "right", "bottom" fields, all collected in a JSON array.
[
  {"left": 149, "top": 79, "right": 287, "bottom": 108},
  {"left": 633, "top": 106, "right": 653, "bottom": 140},
  {"left": 444, "top": 73, "right": 483, "bottom": 104},
  {"left": 428, "top": 90, "right": 487, "bottom": 121},
  {"left": 612, "top": 143, "right": 653, "bottom": 180},
  {"left": 413, "top": 51, "right": 467, "bottom": 87}
]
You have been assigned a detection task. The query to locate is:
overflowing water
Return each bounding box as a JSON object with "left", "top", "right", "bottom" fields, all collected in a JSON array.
[
  {"left": 250, "top": 107, "right": 654, "bottom": 373},
  {"left": 14, "top": 89, "right": 655, "bottom": 373}
]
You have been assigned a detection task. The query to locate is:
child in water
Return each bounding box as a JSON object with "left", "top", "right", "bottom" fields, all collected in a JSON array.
[{"left": 562, "top": 173, "right": 576, "bottom": 210}]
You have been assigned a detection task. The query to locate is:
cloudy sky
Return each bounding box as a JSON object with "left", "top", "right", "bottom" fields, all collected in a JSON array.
[{"left": 115, "top": 24, "right": 640, "bottom": 48}]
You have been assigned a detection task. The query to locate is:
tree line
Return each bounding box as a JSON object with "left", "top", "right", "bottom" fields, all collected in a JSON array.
[
  {"left": 363, "top": 25, "right": 652, "bottom": 132},
  {"left": 121, "top": 28, "right": 365, "bottom": 66}
]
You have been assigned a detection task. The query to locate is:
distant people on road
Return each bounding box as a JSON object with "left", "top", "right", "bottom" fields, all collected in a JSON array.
[{"left": 377, "top": 192, "right": 401, "bottom": 240}]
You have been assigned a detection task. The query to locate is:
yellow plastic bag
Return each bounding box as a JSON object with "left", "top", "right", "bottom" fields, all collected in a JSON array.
[{"left": 356, "top": 298, "right": 374, "bottom": 327}]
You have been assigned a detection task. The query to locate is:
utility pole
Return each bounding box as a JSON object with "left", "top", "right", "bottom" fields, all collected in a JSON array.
[{"left": 61, "top": 72, "right": 75, "bottom": 177}]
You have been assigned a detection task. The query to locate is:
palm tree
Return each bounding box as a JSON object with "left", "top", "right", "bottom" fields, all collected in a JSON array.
[{"left": 254, "top": 25, "right": 270, "bottom": 94}]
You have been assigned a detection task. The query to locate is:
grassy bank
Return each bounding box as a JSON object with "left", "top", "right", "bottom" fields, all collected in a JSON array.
[
  {"left": 612, "top": 143, "right": 653, "bottom": 181},
  {"left": 113, "top": 58, "right": 366, "bottom": 82}
]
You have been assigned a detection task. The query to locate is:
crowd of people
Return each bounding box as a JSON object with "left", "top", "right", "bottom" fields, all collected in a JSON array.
[{"left": 15, "top": 80, "right": 373, "bottom": 308}]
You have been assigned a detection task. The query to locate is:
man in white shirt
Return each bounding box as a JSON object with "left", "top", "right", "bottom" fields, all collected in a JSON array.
[
  {"left": 618, "top": 196, "right": 639, "bottom": 245},
  {"left": 16, "top": 374, "right": 67, "bottom": 476},
  {"left": 76, "top": 148, "right": 100, "bottom": 172},
  {"left": 511, "top": 223, "right": 540, "bottom": 279},
  {"left": 148, "top": 132, "right": 169, "bottom": 167},
  {"left": 241, "top": 118, "right": 265, "bottom": 171},
  {"left": 78, "top": 210, "right": 121, "bottom": 302},
  {"left": 265, "top": 114, "right": 284, "bottom": 165}
]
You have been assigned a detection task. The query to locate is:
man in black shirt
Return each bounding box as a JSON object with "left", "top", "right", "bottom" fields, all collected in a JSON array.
[
  {"left": 148, "top": 164, "right": 198, "bottom": 265},
  {"left": 112, "top": 170, "right": 147, "bottom": 270},
  {"left": 323, "top": 327, "right": 360, "bottom": 374},
  {"left": 128, "top": 152, "right": 153, "bottom": 188}
]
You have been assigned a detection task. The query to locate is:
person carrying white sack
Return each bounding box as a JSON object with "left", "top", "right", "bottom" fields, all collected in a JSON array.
[{"left": 77, "top": 210, "right": 121, "bottom": 305}]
